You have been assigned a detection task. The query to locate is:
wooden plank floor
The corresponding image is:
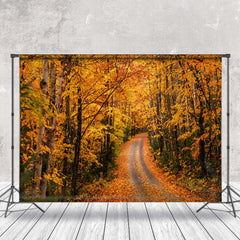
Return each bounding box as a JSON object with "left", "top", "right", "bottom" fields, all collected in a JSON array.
[{"left": 0, "top": 182, "right": 240, "bottom": 240}]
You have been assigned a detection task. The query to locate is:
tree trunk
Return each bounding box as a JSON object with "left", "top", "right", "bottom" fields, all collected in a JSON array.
[
  {"left": 71, "top": 89, "right": 82, "bottom": 196},
  {"left": 103, "top": 59, "right": 113, "bottom": 177},
  {"left": 62, "top": 95, "right": 70, "bottom": 199},
  {"left": 199, "top": 105, "right": 207, "bottom": 178},
  {"left": 157, "top": 70, "right": 167, "bottom": 150},
  {"left": 146, "top": 68, "right": 156, "bottom": 147},
  {"left": 41, "top": 62, "right": 61, "bottom": 198},
  {"left": 34, "top": 57, "right": 48, "bottom": 198},
  {"left": 165, "top": 72, "right": 174, "bottom": 161}
]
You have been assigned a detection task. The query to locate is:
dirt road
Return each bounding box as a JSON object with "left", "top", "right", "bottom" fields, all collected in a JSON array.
[
  {"left": 128, "top": 133, "right": 182, "bottom": 201},
  {"left": 99, "top": 132, "right": 204, "bottom": 202}
]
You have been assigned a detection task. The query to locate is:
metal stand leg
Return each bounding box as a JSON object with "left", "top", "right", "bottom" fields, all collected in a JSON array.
[
  {"left": 5, "top": 187, "right": 13, "bottom": 217},
  {"left": 226, "top": 186, "right": 236, "bottom": 217},
  {"left": 1, "top": 185, "right": 45, "bottom": 217},
  {"left": 32, "top": 202, "right": 45, "bottom": 213},
  {"left": 196, "top": 185, "right": 239, "bottom": 218},
  {"left": 13, "top": 186, "right": 44, "bottom": 212},
  {"left": 196, "top": 202, "right": 208, "bottom": 213}
]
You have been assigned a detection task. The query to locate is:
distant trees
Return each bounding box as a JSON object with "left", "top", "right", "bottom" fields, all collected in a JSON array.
[{"left": 145, "top": 56, "right": 221, "bottom": 182}]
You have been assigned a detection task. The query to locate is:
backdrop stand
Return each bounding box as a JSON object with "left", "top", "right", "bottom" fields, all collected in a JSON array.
[
  {"left": 0, "top": 54, "right": 44, "bottom": 217},
  {"left": 197, "top": 54, "right": 240, "bottom": 218}
]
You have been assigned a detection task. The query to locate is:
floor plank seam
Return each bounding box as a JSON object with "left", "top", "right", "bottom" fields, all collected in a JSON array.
[
  {"left": 231, "top": 184, "right": 240, "bottom": 194},
  {"left": 0, "top": 184, "right": 11, "bottom": 194},
  {"left": 185, "top": 203, "right": 214, "bottom": 240},
  {"left": 126, "top": 203, "right": 131, "bottom": 240},
  {"left": 165, "top": 203, "right": 186, "bottom": 240},
  {"left": 47, "top": 202, "right": 70, "bottom": 240},
  {"left": 22, "top": 203, "right": 52, "bottom": 240},
  {"left": 230, "top": 184, "right": 239, "bottom": 191},
  {"left": 102, "top": 202, "right": 109, "bottom": 240},
  {"left": 144, "top": 202, "right": 156, "bottom": 240},
  {"left": 74, "top": 202, "right": 90, "bottom": 240},
  {"left": 207, "top": 205, "right": 240, "bottom": 240}
]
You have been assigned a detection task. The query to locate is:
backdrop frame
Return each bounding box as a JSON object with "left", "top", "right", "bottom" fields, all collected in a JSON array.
[{"left": 0, "top": 53, "right": 239, "bottom": 217}]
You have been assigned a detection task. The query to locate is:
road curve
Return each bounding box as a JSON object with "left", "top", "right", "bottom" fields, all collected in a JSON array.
[{"left": 128, "top": 134, "right": 182, "bottom": 201}]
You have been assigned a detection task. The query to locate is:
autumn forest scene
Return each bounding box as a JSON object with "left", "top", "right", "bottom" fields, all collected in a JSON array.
[{"left": 20, "top": 55, "right": 222, "bottom": 202}]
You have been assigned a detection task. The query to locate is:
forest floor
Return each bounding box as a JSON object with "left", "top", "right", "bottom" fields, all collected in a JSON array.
[{"left": 95, "top": 133, "right": 206, "bottom": 202}]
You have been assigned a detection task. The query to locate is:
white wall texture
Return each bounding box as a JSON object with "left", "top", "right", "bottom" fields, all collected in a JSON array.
[{"left": 0, "top": 0, "right": 240, "bottom": 182}]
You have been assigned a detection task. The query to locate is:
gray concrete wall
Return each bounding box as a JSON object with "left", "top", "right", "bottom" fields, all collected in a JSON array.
[{"left": 0, "top": 0, "right": 240, "bottom": 183}]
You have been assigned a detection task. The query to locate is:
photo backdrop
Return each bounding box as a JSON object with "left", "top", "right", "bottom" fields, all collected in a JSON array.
[{"left": 20, "top": 55, "right": 221, "bottom": 202}]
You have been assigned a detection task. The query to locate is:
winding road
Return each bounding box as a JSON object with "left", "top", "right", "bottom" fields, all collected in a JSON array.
[{"left": 128, "top": 133, "right": 182, "bottom": 201}]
